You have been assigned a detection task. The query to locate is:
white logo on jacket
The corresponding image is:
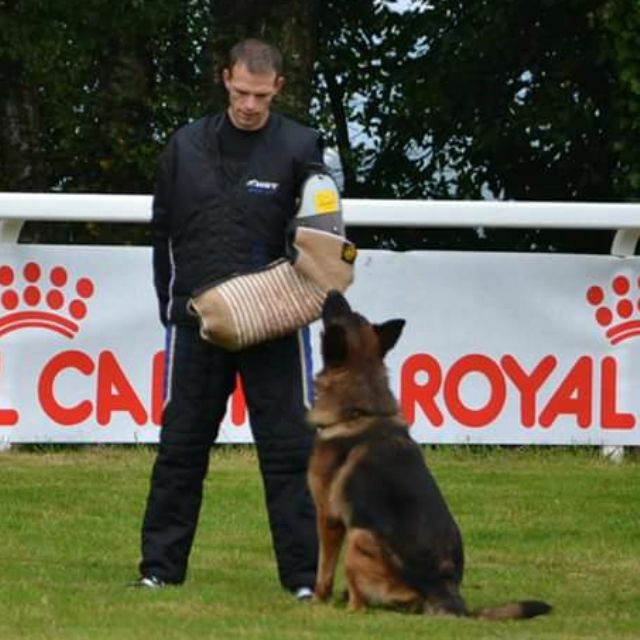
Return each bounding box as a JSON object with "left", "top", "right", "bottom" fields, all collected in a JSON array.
[{"left": 246, "top": 179, "right": 279, "bottom": 194}]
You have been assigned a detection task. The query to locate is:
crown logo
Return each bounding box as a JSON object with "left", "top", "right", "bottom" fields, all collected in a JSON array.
[
  {"left": 586, "top": 274, "right": 640, "bottom": 345},
  {"left": 0, "top": 262, "right": 95, "bottom": 339}
]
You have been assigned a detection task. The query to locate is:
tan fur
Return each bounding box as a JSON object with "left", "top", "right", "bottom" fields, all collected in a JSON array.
[{"left": 344, "top": 529, "right": 422, "bottom": 612}]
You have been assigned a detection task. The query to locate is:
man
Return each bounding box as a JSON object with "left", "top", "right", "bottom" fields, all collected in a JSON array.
[{"left": 132, "top": 38, "right": 321, "bottom": 600}]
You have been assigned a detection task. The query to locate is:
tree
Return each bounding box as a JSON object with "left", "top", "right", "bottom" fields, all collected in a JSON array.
[
  {"left": 0, "top": 0, "right": 320, "bottom": 195},
  {"left": 600, "top": 0, "right": 640, "bottom": 197},
  {"left": 2, "top": 0, "right": 639, "bottom": 252},
  {"left": 0, "top": 0, "right": 320, "bottom": 242},
  {"left": 312, "top": 0, "right": 640, "bottom": 252}
]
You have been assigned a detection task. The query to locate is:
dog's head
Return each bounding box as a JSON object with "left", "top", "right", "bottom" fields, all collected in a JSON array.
[{"left": 308, "top": 291, "right": 405, "bottom": 429}]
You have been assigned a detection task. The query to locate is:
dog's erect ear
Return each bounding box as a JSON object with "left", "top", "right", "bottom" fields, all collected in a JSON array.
[
  {"left": 375, "top": 319, "right": 405, "bottom": 357},
  {"left": 321, "top": 325, "right": 348, "bottom": 368},
  {"left": 322, "top": 290, "right": 352, "bottom": 326}
]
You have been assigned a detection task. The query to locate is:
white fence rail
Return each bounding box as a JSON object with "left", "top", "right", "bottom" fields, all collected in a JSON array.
[
  {"left": 1, "top": 193, "right": 639, "bottom": 455},
  {"left": 2, "top": 191, "right": 640, "bottom": 228}
]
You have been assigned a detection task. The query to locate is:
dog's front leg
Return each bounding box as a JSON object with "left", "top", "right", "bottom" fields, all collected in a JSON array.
[{"left": 314, "top": 509, "right": 345, "bottom": 601}]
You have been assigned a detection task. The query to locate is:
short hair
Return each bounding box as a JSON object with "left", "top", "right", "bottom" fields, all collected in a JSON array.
[{"left": 227, "top": 38, "right": 283, "bottom": 76}]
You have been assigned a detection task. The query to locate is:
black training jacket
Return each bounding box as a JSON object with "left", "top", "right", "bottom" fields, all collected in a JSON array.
[{"left": 151, "top": 112, "right": 323, "bottom": 326}]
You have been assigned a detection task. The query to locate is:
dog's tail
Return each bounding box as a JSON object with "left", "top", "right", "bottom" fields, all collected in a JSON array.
[{"left": 471, "top": 600, "right": 552, "bottom": 621}]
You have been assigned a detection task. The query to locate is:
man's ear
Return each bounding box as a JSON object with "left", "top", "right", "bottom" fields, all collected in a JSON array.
[
  {"left": 375, "top": 319, "right": 405, "bottom": 358},
  {"left": 222, "top": 67, "right": 231, "bottom": 90},
  {"left": 274, "top": 74, "right": 285, "bottom": 95},
  {"left": 321, "top": 325, "right": 348, "bottom": 368}
]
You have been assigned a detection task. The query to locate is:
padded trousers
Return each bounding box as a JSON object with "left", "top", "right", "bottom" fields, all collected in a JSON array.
[{"left": 139, "top": 324, "right": 318, "bottom": 590}]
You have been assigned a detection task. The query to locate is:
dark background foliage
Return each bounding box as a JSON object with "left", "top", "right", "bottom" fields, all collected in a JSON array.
[{"left": 1, "top": 0, "right": 638, "bottom": 251}]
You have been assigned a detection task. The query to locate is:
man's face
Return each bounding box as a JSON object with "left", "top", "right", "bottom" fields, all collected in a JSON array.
[{"left": 223, "top": 63, "right": 283, "bottom": 131}]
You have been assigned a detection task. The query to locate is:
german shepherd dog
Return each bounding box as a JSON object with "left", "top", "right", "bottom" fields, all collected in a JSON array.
[{"left": 307, "top": 291, "right": 551, "bottom": 620}]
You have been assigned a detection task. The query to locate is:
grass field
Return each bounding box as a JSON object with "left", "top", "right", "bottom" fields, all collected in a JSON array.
[{"left": 1, "top": 445, "right": 639, "bottom": 640}]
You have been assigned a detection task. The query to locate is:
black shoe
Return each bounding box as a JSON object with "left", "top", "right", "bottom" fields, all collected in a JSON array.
[{"left": 128, "top": 575, "right": 166, "bottom": 589}]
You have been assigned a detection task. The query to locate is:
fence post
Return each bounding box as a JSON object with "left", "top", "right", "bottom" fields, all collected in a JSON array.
[
  {"left": 602, "top": 228, "right": 640, "bottom": 462},
  {"left": 0, "top": 219, "right": 23, "bottom": 243}
]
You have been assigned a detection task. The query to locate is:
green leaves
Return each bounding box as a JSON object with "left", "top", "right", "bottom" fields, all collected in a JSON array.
[
  {"left": 314, "top": 0, "right": 640, "bottom": 208},
  {"left": 3, "top": 0, "right": 640, "bottom": 222},
  {"left": 0, "top": 0, "right": 216, "bottom": 193}
]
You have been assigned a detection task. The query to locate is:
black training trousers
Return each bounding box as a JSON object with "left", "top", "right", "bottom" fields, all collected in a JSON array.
[{"left": 139, "top": 324, "right": 318, "bottom": 590}]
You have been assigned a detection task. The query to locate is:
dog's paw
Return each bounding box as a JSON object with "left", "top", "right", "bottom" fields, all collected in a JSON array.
[
  {"left": 346, "top": 597, "right": 365, "bottom": 613},
  {"left": 313, "top": 584, "right": 333, "bottom": 602}
]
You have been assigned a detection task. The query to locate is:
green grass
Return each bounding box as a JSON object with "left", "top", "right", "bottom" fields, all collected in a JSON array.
[{"left": 1, "top": 445, "right": 639, "bottom": 640}]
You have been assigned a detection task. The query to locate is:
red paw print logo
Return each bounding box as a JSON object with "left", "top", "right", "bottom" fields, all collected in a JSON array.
[
  {"left": 586, "top": 275, "right": 640, "bottom": 345},
  {"left": 0, "top": 262, "right": 95, "bottom": 339}
]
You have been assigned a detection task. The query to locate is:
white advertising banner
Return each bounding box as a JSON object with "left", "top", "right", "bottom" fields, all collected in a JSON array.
[{"left": 1, "top": 244, "right": 639, "bottom": 445}]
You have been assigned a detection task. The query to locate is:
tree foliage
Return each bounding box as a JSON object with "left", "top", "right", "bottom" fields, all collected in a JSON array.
[
  {"left": 314, "top": 0, "right": 640, "bottom": 203},
  {"left": 1, "top": 1, "right": 212, "bottom": 192},
  {"left": 600, "top": 0, "right": 640, "bottom": 196},
  {"left": 0, "top": 0, "right": 319, "bottom": 242},
  {"left": 1, "top": 0, "right": 639, "bottom": 250},
  {"left": 0, "top": 0, "right": 318, "bottom": 194},
  {"left": 312, "top": 0, "right": 640, "bottom": 251}
]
